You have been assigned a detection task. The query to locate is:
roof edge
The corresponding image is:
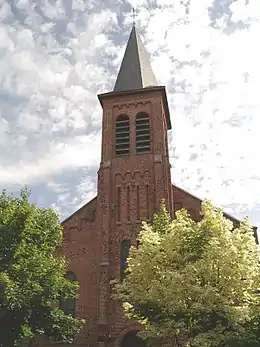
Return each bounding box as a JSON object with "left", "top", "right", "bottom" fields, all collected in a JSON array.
[
  {"left": 172, "top": 184, "right": 258, "bottom": 230},
  {"left": 61, "top": 196, "right": 97, "bottom": 225}
]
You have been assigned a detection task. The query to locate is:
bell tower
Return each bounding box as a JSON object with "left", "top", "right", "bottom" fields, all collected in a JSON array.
[{"left": 96, "top": 24, "right": 173, "bottom": 341}]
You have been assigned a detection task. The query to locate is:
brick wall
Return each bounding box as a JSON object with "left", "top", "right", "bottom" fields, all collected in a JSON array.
[
  {"left": 96, "top": 88, "right": 174, "bottom": 346},
  {"left": 37, "top": 87, "right": 255, "bottom": 347}
]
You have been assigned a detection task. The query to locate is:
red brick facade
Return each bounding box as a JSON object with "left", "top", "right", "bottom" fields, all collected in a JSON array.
[
  {"left": 61, "top": 87, "right": 175, "bottom": 347},
  {"left": 38, "top": 27, "right": 257, "bottom": 347},
  {"left": 36, "top": 84, "right": 256, "bottom": 347}
]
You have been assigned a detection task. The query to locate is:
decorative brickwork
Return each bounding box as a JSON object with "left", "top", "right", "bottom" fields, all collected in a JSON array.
[
  {"left": 38, "top": 87, "right": 253, "bottom": 347},
  {"left": 38, "top": 26, "right": 257, "bottom": 347},
  {"left": 95, "top": 88, "right": 174, "bottom": 346}
]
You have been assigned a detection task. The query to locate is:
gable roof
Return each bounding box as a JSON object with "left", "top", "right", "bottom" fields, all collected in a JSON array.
[
  {"left": 61, "top": 196, "right": 97, "bottom": 226},
  {"left": 173, "top": 184, "right": 258, "bottom": 243}
]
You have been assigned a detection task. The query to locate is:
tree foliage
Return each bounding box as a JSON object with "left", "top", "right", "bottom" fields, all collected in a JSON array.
[
  {"left": 0, "top": 188, "right": 84, "bottom": 346},
  {"left": 114, "top": 200, "right": 260, "bottom": 347}
]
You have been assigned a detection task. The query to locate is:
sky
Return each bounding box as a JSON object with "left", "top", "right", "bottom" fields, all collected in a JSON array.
[{"left": 0, "top": 0, "right": 260, "bottom": 228}]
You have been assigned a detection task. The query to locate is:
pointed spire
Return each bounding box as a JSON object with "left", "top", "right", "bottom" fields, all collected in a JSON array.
[{"left": 113, "top": 25, "right": 157, "bottom": 93}]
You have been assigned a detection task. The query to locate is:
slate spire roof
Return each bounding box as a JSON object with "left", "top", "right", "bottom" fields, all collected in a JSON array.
[{"left": 113, "top": 25, "right": 157, "bottom": 92}]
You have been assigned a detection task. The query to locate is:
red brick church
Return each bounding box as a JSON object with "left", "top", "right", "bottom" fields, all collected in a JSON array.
[{"left": 48, "top": 24, "right": 257, "bottom": 347}]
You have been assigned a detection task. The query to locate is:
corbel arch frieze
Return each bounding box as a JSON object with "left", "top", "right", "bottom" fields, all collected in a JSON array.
[
  {"left": 115, "top": 173, "right": 123, "bottom": 184},
  {"left": 113, "top": 100, "right": 151, "bottom": 112}
]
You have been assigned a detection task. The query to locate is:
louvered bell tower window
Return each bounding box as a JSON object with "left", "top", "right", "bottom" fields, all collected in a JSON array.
[
  {"left": 136, "top": 112, "right": 150, "bottom": 153},
  {"left": 115, "top": 114, "right": 130, "bottom": 156}
]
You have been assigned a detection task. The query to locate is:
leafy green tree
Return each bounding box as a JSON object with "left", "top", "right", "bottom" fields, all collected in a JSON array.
[
  {"left": 114, "top": 201, "right": 260, "bottom": 347},
  {"left": 0, "top": 188, "right": 84, "bottom": 347}
]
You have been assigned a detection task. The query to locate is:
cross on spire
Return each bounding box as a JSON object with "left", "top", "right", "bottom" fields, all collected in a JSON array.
[{"left": 132, "top": 7, "right": 136, "bottom": 26}]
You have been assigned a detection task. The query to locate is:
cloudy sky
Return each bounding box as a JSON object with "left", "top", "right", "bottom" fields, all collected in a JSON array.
[{"left": 0, "top": 0, "right": 259, "bottom": 228}]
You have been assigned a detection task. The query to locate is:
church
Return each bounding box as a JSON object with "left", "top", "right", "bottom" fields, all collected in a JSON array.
[{"left": 50, "top": 24, "right": 258, "bottom": 347}]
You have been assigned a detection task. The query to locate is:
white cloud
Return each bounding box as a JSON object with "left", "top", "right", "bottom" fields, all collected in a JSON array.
[
  {"left": 0, "top": 134, "right": 100, "bottom": 185},
  {"left": 126, "top": 0, "right": 260, "bottom": 225},
  {"left": 230, "top": 0, "right": 260, "bottom": 22},
  {"left": 0, "top": 0, "right": 259, "bottom": 226},
  {"left": 0, "top": 1, "right": 118, "bottom": 187}
]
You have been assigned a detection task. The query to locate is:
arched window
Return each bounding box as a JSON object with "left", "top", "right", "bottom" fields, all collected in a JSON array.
[
  {"left": 136, "top": 112, "right": 150, "bottom": 153},
  {"left": 120, "top": 331, "right": 147, "bottom": 347},
  {"left": 120, "top": 240, "right": 131, "bottom": 281},
  {"left": 60, "top": 271, "right": 76, "bottom": 317},
  {"left": 67, "top": 271, "right": 76, "bottom": 282},
  {"left": 188, "top": 208, "right": 197, "bottom": 221},
  {"left": 116, "top": 114, "right": 130, "bottom": 156}
]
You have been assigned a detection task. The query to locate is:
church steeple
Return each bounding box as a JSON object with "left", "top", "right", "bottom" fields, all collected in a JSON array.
[
  {"left": 96, "top": 24, "right": 174, "bottom": 330},
  {"left": 113, "top": 25, "right": 157, "bottom": 92}
]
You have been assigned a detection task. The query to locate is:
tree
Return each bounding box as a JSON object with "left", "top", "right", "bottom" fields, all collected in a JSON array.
[
  {"left": 0, "top": 188, "right": 84, "bottom": 347},
  {"left": 114, "top": 201, "right": 260, "bottom": 347}
]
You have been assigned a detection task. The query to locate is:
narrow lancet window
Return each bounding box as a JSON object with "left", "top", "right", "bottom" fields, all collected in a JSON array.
[
  {"left": 120, "top": 240, "right": 131, "bottom": 281},
  {"left": 126, "top": 186, "right": 130, "bottom": 221},
  {"left": 116, "top": 114, "right": 130, "bottom": 156},
  {"left": 146, "top": 184, "right": 149, "bottom": 220},
  {"left": 136, "top": 185, "right": 140, "bottom": 220},
  {"left": 117, "top": 187, "right": 121, "bottom": 222},
  {"left": 136, "top": 112, "right": 150, "bottom": 153},
  {"left": 60, "top": 271, "right": 76, "bottom": 317}
]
